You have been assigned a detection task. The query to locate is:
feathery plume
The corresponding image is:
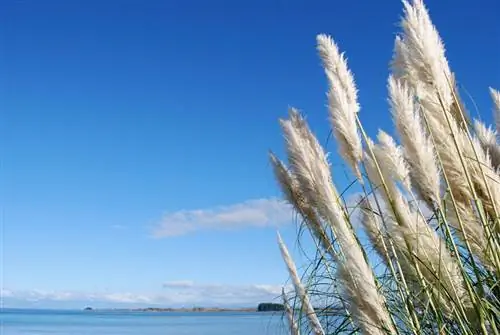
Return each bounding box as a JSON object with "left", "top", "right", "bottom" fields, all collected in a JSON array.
[
  {"left": 269, "top": 152, "right": 335, "bottom": 258},
  {"left": 388, "top": 76, "right": 441, "bottom": 207},
  {"left": 376, "top": 130, "right": 411, "bottom": 192},
  {"left": 490, "top": 87, "right": 500, "bottom": 134},
  {"left": 457, "top": 133, "right": 500, "bottom": 222},
  {"left": 391, "top": 36, "right": 408, "bottom": 83},
  {"left": 394, "top": 0, "right": 454, "bottom": 119},
  {"left": 473, "top": 119, "right": 500, "bottom": 170},
  {"left": 280, "top": 111, "right": 395, "bottom": 335},
  {"left": 423, "top": 110, "right": 472, "bottom": 204},
  {"left": 364, "top": 142, "right": 399, "bottom": 203},
  {"left": 395, "top": 2, "right": 500, "bottom": 222},
  {"left": 277, "top": 232, "right": 325, "bottom": 335},
  {"left": 280, "top": 109, "right": 355, "bottom": 243},
  {"left": 316, "top": 34, "right": 363, "bottom": 179}
]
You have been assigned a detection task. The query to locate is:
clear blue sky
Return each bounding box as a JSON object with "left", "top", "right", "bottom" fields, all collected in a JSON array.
[{"left": 2, "top": 0, "right": 499, "bottom": 308}]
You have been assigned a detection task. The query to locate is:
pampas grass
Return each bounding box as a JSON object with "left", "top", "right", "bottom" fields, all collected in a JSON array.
[{"left": 270, "top": 0, "right": 500, "bottom": 334}]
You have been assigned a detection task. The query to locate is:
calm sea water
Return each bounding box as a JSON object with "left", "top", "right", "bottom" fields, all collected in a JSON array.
[{"left": 0, "top": 308, "right": 287, "bottom": 335}]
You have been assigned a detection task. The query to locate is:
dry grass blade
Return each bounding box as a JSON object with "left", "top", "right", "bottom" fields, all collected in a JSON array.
[
  {"left": 282, "top": 287, "right": 301, "bottom": 335},
  {"left": 277, "top": 232, "right": 325, "bottom": 335}
]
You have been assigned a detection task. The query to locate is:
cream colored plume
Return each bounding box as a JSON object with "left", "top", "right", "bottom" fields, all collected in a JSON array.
[
  {"left": 392, "top": 0, "right": 454, "bottom": 122},
  {"left": 490, "top": 87, "right": 500, "bottom": 134},
  {"left": 376, "top": 130, "right": 411, "bottom": 192},
  {"left": 456, "top": 132, "right": 500, "bottom": 222},
  {"left": 280, "top": 111, "right": 395, "bottom": 335},
  {"left": 269, "top": 152, "right": 335, "bottom": 258},
  {"left": 393, "top": 2, "right": 500, "bottom": 219},
  {"left": 388, "top": 76, "right": 441, "bottom": 207},
  {"left": 473, "top": 119, "right": 500, "bottom": 170},
  {"left": 316, "top": 34, "right": 363, "bottom": 179}
]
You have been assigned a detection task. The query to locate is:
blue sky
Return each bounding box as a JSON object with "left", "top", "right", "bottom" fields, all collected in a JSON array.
[{"left": 2, "top": 0, "right": 499, "bottom": 308}]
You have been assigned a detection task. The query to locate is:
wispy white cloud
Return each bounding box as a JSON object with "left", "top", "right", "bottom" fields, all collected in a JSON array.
[
  {"left": 3, "top": 282, "right": 287, "bottom": 307},
  {"left": 152, "top": 198, "right": 293, "bottom": 237}
]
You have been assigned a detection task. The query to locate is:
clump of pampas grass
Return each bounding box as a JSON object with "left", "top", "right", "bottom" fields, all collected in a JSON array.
[{"left": 270, "top": 1, "right": 500, "bottom": 334}]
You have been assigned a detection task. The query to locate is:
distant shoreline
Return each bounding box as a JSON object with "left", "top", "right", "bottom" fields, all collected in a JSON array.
[
  {"left": 82, "top": 304, "right": 288, "bottom": 313},
  {"left": 83, "top": 307, "right": 260, "bottom": 313}
]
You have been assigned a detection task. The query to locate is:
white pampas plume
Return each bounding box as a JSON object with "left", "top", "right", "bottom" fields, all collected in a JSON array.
[
  {"left": 473, "top": 119, "right": 500, "bottom": 170},
  {"left": 388, "top": 75, "right": 441, "bottom": 208},
  {"left": 458, "top": 133, "right": 500, "bottom": 221},
  {"left": 280, "top": 111, "right": 395, "bottom": 335},
  {"left": 364, "top": 140, "right": 399, "bottom": 202},
  {"left": 280, "top": 109, "right": 352, "bottom": 243},
  {"left": 316, "top": 34, "right": 363, "bottom": 179},
  {"left": 376, "top": 130, "right": 411, "bottom": 192},
  {"left": 391, "top": 36, "right": 408, "bottom": 83},
  {"left": 394, "top": 2, "right": 500, "bottom": 218},
  {"left": 282, "top": 287, "right": 300, "bottom": 335},
  {"left": 490, "top": 87, "right": 500, "bottom": 133},
  {"left": 423, "top": 108, "right": 472, "bottom": 203},
  {"left": 277, "top": 232, "right": 324, "bottom": 335},
  {"left": 393, "top": 0, "right": 454, "bottom": 120},
  {"left": 269, "top": 152, "right": 335, "bottom": 258},
  {"left": 280, "top": 108, "right": 342, "bottom": 226}
]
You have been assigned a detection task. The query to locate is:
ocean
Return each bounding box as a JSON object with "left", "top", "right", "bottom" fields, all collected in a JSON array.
[{"left": 0, "top": 308, "right": 287, "bottom": 335}]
